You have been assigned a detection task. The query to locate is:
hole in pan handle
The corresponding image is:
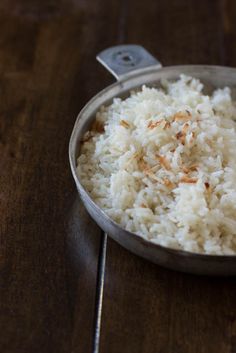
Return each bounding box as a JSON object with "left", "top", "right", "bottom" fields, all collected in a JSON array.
[{"left": 96, "top": 44, "right": 162, "bottom": 81}]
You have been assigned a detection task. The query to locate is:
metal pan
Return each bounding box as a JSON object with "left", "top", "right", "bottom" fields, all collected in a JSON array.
[{"left": 69, "top": 44, "right": 236, "bottom": 276}]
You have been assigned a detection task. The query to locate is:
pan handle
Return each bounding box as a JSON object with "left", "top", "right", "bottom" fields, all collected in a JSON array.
[{"left": 96, "top": 45, "right": 162, "bottom": 81}]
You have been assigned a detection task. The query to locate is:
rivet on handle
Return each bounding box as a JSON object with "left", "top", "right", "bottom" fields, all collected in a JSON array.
[{"left": 97, "top": 44, "right": 162, "bottom": 81}]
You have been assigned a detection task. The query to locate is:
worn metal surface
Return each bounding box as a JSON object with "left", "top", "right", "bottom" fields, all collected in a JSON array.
[{"left": 70, "top": 59, "right": 236, "bottom": 275}]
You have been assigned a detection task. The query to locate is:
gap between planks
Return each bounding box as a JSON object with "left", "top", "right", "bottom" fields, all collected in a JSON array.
[{"left": 92, "top": 233, "right": 108, "bottom": 353}]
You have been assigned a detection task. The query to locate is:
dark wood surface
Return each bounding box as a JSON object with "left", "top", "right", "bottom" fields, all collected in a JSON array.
[{"left": 1, "top": 1, "right": 236, "bottom": 353}]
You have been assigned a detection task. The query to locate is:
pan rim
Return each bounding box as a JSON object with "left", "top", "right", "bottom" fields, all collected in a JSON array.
[{"left": 69, "top": 64, "right": 236, "bottom": 261}]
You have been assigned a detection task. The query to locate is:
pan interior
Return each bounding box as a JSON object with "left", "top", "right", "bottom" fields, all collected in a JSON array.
[
  {"left": 68, "top": 65, "right": 236, "bottom": 273},
  {"left": 71, "top": 65, "right": 236, "bottom": 165}
]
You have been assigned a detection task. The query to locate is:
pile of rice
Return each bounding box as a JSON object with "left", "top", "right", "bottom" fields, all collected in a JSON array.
[{"left": 77, "top": 75, "right": 236, "bottom": 255}]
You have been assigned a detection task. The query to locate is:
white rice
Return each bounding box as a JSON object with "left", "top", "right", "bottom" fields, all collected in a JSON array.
[{"left": 77, "top": 75, "right": 236, "bottom": 255}]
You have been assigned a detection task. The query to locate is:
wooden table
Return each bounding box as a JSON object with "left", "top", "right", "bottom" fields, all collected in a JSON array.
[{"left": 1, "top": 1, "right": 236, "bottom": 352}]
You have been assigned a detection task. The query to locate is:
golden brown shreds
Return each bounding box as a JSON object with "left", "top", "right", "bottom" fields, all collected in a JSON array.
[
  {"left": 145, "top": 170, "right": 161, "bottom": 182},
  {"left": 164, "top": 121, "right": 171, "bottom": 130},
  {"left": 182, "top": 166, "right": 190, "bottom": 174},
  {"left": 176, "top": 131, "right": 185, "bottom": 145},
  {"left": 176, "top": 123, "right": 192, "bottom": 145},
  {"left": 182, "top": 123, "right": 190, "bottom": 134},
  {"left": 120, "top": 119, "right": 130, "bottom": 128},
  {"left": 139, "top": 159, "right": 149, "bottom": 171},
  {"left": 170, "top": 148, "right": 176, "bottom": 153},
  {"left": 176, "top": 131, "right": 183, "bottom": 139},
  {"left": 190, "top": 131, "right": 196, "bottom": 144},
  {"left": 149, "top": 164, "right": 159, "bottom": 171},
  {"left": 182, "top": 164, "right": 198, "bottom": 174},
  {"left": 156, "top": 154, "right": 171, "bottom": 170},
  {"left": 147, "top": 119, "right": 164, "bottom": 129},
  {"left": 163, "top": 178, "right": 175, "bottom": 189},
  {"left": 147, "top": 120, "right": 153, "bottom": 129},
  {"left": 138, "top": 157, "right": 161, "bottom": 180},
  {"left": 173, "top": 111, "right": 191, "bottom": 122},
  {"left": 140, "top": 203, "right": 147, "bottom": 208},
  {"left": 179, "top": 176, "right": 198, "bottom": 184},
  {"left": 189, "top": 164, "right": 198, "bottom": 172},
  {"left": 91, "top": 120, "right": 105, "bottom": 133},
  {"left": 204, "top": 182, "right": 212, "bottom": 194}
]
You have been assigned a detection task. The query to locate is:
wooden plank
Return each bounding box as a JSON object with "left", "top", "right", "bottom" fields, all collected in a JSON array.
[
  {"left": 67, "top": 197, "right": 103, "bottom": 353},
  {"left": 222, "top": 0, "right": 236, "bottom": 66},
  {"left": 124, "top": 0, "right": 224, "bottom": 66},
  {"left": 100, "top": 240, "right": 236, "bottom": 353},
  {"left": 0, "top": 0, "right": 123, "bottom": 351},
  {"left": 99, "top": 1, "right": 236, "bottom": 353}
]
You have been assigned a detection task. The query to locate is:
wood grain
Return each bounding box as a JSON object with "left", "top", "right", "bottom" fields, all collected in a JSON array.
[
  {"left": 99, "top": 1, "right": 236, "bottom": 353},
  {"left": 0, "top": 0, "right": 119, "bottom": 352},
  {"left": 100, "top": 240, "right": 236, "bottom": 353},
  {"left": 1, "top": 0, "right": 236, "bottom": 353}
]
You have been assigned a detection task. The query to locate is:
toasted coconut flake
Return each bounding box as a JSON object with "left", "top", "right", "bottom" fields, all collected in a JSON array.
[
  {"left": 120, "top": 119, "right": 130, "bottom": 128},
  {"left": 139, "top": 159, "right": 149, "bottom": 171},
  {"left": 147, "top": 120, "right": 153, "bottom": 128},
  {"left": 182, "top": 166, "right": 190, "bottom": 174},
  {"left": 147, "top": 119, "right": 164, "bottom": 129},
  {"left": 182, "top": 164, "right": 198, "bottom": 174},
  {"left": 149, "top": 164, "right": 159, "bottom": 171},
  {"left": 180, "top": 176, "right": 198, "bottom": 184},
  {"left": 176, "top": 131, "right": 185, "bottom": 145},
  {"left": 189, "top": 164, "right": 198, "bottom": 172},
  {"left": 182, "top": 123, "right": 190, "bottom": 134},
  {"left": 142, "top": 167, "right": 159, "bottom": 181},
  {"left": 140, "top": 203, "right": 147, "bottom": 208},
  {"left": 176, "top": 123, "right": 190, "bottom": 145},
  {"left": 190, "top": 131, "right": 196, "bottom": 143},
  {"left": 156, "top": 154, "right": 171, "bottom": 170},
  {"left": 91, "top": 120, "right": 105, "bottom": 133},
  {"left": 204, "top": 182, "right": 212, "bottom": 193},
  {"left": 164, "top": 121, "right": 171, "bottom": 129},
  {"left": 163, "top": 178, "right": 175, "bottom": 189},
  {"left": 139, "top": 158, "right": 161, "bottom": 181},
  {"left": 170, "top": 148, "right": 176, "bottom": 153},
  {"left": 145, "top": 171, "right": 161, "bottom": 182},
  {"left": 173, "top": 111, "right": 191, "bottom": 122},
  {"left": 176, "top": 131, "right": 183, "bottom": 139}
]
